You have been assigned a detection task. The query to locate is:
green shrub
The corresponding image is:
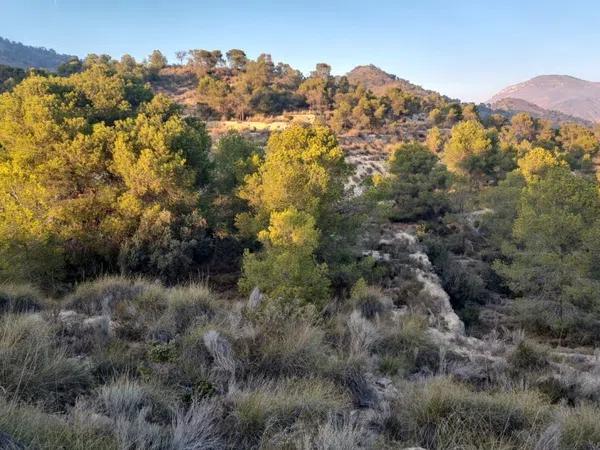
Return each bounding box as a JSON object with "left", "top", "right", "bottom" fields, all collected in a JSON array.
[
  {"left": 148, "top": 341, "right": 178, "bottom": 363},
  {"left": 508, "top": 339, "right": 549, "bottom": 373},
  {"left": 0, "top": 314, "right": 92, "bottom": 406},
  {"left": 349, "top": 280, "right": 390, "bottom": 319}
]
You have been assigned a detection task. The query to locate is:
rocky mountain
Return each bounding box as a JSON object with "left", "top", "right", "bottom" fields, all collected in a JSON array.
[
  {"left": 489, "top": 97, "right": 592, "bottom": 126},
  {"left": 0, "top": 37, "right": 73, "bottom": 71},
  {"left": 489, "top": 75, "right": 600, "bottom": 123},
  {"left": 346, "top": 64, "right": 435, "bottom": 97}
]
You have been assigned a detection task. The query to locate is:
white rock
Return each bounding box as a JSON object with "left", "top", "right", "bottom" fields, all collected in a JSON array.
[
  {"left": 247, "top": 287, "right": 263, "bottom": 309},
  {"left": 415, "top": 269, "right": 465, "bottom": 335}
]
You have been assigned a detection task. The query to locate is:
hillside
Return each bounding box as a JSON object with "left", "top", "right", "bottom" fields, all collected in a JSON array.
[
  {"left": 3, "top": 45, "right": 600, "bottom": 450},
  {"left": 489, "top": 74, "right": 600, "bottom": 123},
  {"left": 0, "top": 36, "right": 73, "bottom": 71},
  {"left": 345, "top": 64, "right": 436, "bottom": 97},
  {"left": 490, "top": 97, "right": 592, "bottom": 125}
]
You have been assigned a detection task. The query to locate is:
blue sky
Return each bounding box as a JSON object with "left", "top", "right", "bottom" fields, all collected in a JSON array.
[{"left": 2, "top": 0, "right": 600, "bottom": 101}]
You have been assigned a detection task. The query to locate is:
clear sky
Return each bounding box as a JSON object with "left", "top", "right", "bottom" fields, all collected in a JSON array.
[{"left": 2, "top": 0, "right": 600, "bottom": 102}]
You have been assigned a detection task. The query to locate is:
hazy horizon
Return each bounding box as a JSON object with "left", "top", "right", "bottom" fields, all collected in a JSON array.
[{"left": 2, "top": 0, "right": 600, "bottom": 102}]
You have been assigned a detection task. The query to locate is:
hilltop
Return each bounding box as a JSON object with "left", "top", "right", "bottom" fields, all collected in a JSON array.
[{"left": 345, "top": 64, "right": 437, "bottom": 97}]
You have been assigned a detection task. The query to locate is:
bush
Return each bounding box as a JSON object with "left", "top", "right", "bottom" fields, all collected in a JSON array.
[
  {"left": 508, "top": 339, "right": 549, "bottom": 373},
  {"left": 228, "top": 377, "right": 350, "bottom": 446},
  {"left": 245, "top": 298, "right": 327, "bottom": 377},
  {"left": 0, "top": 396, "right": 117, "bottom": 450},
  {"left": 294, "top": 413, "right": 372, "bottom": 449},
  {"left": 93, "top": 378, "right": 177, "bottom": 448},
  {"left": 347, "top": 310, "right": 380, "bottom": 358},
  {"left": 252, "top": 322, "right": 326, "bottom": 376},
  {"left": 0, "top": 314, "right": 92, "bottom": 406},
  {"left": 348, "top": 279, "right": 391, "bottom": 319},
  {"left": 66, "top": 276, "right": 165, "bottom": 316},
  {"left": 385, "top": 378, "right": 550, "bottom": 449},
  {"left": 0, "top": 284, "right": 47, "bottom": 313},
  {"left": 558, "top": 405, "right": 600, "bottom": 450},
  {"left": 325, "top": 359, "right": 378, "bottom": 408},
  {"left": 425, "top": 237, "right": 487, "bottom": 314},
  {"left": 97, "top": 378, "right": 152, "bottom": 420},
  {"left": 161, "top": 283, "right": 216, "bottom": 333},
  {"left": 171, "top": 400, "right": 224, "bottom": 450},
  {"left": 376, "top": 314, "right": 437, "bottom": 375}
]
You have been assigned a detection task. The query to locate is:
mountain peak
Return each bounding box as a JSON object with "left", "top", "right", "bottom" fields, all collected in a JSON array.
[{"left": 489, "top": 74, "right": 600, "bottom": 122}]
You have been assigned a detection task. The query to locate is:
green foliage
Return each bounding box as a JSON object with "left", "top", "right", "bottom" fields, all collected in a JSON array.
[
  {"left": 147, "top": 50, "right": 167, "bottom": 70},
  {"left": 509, "top": 112, "right": 537, "bottom": 143},
  {"left": 237, "top": 124, "right": 357, "bottom": 304},
  {"left": 559, "top": 122, "right": 599, "bottom": 155},
  {"left": 375, "top": 142, "right": 449, "bottom": 221},
  {"left": 480, "top": 170, "right": 526, "bottom": 247},
  {"left": 494, "top": 166, "right": 600, "bottom": 343},
  {"left": 444, "top": 120, "right": 504, "bottom": 183},
  {"left": 507, "top": 339, "right": 549, "bottom": 372},
  {"left": 209, "top": 132, "right": 262, "bottom": 234},
  {"left": 0, "top": 68, "right": 212, "bottom": 286},
  {"left": 238, "top": 124, "right": 348, "bottom": 229},
  {"left": 425, "top": 236, "right": 487, "bottom": 318},
  {"left": 197, "top": 75, "right": 232, "bottom": 117},
  {"left": 148, "top": 341, "right": 178, "bottom": 363},
  {"left": 239, "top": 207, "right": 330, "bottom": 305},
  {"left": 517, "top": 146, "right": 566, "bottom": 182},
  {"left": 425, "top": 126, "right": 443, "bottom": 153}
]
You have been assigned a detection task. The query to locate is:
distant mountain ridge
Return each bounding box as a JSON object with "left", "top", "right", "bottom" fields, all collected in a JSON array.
[
  {"left": 490, "top": 97, "right": 592, "bottom": 126},
  {"left": 0, "top": 36, "right": 74, "bottom": 71},
  {"left": 489, "top": 75, "right": 600, "bottom": 123}
]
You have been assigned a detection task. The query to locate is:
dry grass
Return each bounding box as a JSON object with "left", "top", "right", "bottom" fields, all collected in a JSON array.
[{"left": 0, "top": 314, "right": 92, "bottom": 406}]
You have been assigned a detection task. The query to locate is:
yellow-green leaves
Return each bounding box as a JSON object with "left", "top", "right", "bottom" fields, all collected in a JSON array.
[
  {"left": 240, "top": 207, "right": 329, "bottom": 306},
  {"left": 517, "top": 147, "right": 566, "bottom": 182},
  {"left": 237, "top": 124, "right": 347, "bottom": 305},
  {"left": 443, "top": 120, "right": 492, "bottom": 176},
  {"left": 0, "top": 70, "right": 211, "bottom": 285},
  {"left": 238, "top": 124, "right": 346, "bottom": 228}
]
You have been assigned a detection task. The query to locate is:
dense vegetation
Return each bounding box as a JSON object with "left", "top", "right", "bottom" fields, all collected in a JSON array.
[{"left": 1, "top": 51, "right": 600, "bottom": 449}]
